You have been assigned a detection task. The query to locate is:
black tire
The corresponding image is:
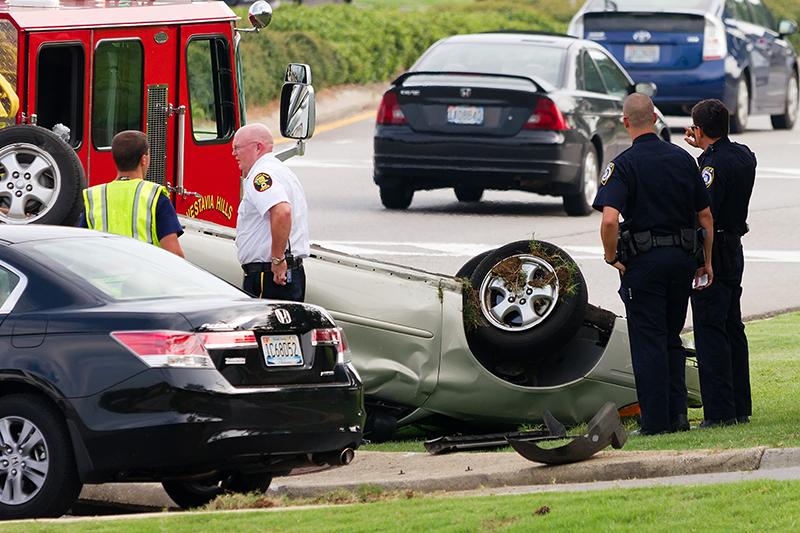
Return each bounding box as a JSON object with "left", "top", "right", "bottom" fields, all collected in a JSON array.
[
  {"left": 466, "top": 240, "right": 588, "bottom": 358},
  {"left": 162, "top": 472, "right": 273, "bottom": 509},
  {"left": 454, "top": 185, "right": 483, "bottom": 203},
  {"left": 730, "top": 76, "right": 749, "bottom": 134},
  {"left": 0, "top": 125, "right": 85, "bottom": 226},
  {"left": 562, "top": 144, "right": 598, "bottom": 217},
  {"left": 0, "top": 394, "right": 82, "bottom": 519},
  {"left": 379, "top": 185, "right": 413, "bottom": 210},
  {"left": 455, "top": 250, "right": 493, "bottom": 279},
  {"left": 771, "top": 73, "right": 799, "bottom": 130},
  {"left": 364, "top": 409, "right": 398, "bottom": 443}
]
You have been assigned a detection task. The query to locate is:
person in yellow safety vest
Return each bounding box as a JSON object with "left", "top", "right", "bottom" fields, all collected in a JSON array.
[{"left": 78, "top": 130, "right": 184, "bottom": 257}]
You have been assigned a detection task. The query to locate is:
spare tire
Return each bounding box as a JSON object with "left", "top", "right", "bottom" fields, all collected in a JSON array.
[
  {"left": 464, "top": 240, "right": 588, "bottom": 358},
  {"left": 0, "top": 125, "right": 85, "bottom": 225}
]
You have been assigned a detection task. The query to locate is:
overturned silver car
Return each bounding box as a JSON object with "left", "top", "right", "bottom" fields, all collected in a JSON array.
[{"left": 181, "top": 219, "right": 701, "bottom": 439}]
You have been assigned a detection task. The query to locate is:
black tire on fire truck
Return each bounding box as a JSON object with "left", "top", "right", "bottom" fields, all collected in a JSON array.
[{"left": 0, "top": 125, "right": 86, "bottom": 226}]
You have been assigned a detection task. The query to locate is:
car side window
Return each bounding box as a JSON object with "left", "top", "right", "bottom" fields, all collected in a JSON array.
[
  {"left": 748, "top": 0, "right": 775, "bottom": 31},
  {"left": 0, "top": 265, "right": 20, "bottom": 311},
  {"left": 581, "top": 52, "right": 607, "bottom": 94},
  {"left": 590, "top": 50, "right": 630, "bottom": 98}
]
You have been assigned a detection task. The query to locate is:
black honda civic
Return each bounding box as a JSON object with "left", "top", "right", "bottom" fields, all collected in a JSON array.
[
  {"left": 0, "top": 225, "right": 364, "bottom": 518},
  {"left": 374, "top": 32, "right": 670, "bottom": 216}
]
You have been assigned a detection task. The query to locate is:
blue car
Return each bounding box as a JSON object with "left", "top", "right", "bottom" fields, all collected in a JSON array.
[{"left": 568, "top": 0, "right": 799, "bottom": 132}]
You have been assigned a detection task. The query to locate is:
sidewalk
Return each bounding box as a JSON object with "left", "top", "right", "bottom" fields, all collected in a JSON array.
[{"left": 78, "top": 446, "right": 800, "bottom": 509}]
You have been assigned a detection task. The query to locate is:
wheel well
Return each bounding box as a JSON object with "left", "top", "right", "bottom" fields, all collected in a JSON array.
[
  {"left": 742, "top": 68, "right": 752, "bottom": 111},
  {"left": 590, "top": 136, "right": 602, "bottom": 168},
  {"left": 0, "top": 381, "right": 59, "bottom": 405}
]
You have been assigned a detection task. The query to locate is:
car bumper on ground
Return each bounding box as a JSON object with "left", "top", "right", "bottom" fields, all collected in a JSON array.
[
  {"left": 66, "top": 367, "right": 365, "bottom": 483},
  {"left": 374, "top": 126, "right": 585, "bottom": 196}
]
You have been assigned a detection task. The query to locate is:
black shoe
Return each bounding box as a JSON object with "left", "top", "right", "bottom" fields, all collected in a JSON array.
[
  {"left": 736, "top": 416, "right": 750, "bottom": 424},
  {"left": 631, "top": 428, "right": 668, "bottom": 436},
  {"left": 696, "top": 418, "right": 737, "bottom": 429},
  {"left": 671, "top": 414, "right": 690, "bottom": 432}
]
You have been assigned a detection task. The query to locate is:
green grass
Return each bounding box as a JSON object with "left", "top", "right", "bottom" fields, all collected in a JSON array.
[
  {"left": 12, "top": 480, "right": 800, "bottom": 531},
  {"left": 364, "top": 312, "right": 800, "bottom": 453},
  {"left": 353, "top": 0, "right": 473, "bottom": 8}
]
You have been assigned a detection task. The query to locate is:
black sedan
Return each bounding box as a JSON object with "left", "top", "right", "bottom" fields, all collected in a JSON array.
[
  {"left": 373, "top": 32, "right": 670, "bottom": 215},
  {"left": 0, "top": 226, "right": 364, "bottom": 518}
]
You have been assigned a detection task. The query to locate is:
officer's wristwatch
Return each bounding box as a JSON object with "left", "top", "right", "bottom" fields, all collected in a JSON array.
[
  {"left": 271, "top": 256, "right": 286, "bottom": 265},
  {"left": 604, "top": 254, "right": 620, "bottom": 265}
]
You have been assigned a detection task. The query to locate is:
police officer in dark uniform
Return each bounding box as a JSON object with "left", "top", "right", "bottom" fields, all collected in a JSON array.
[
  {"left": 593, "top": 93, "right": 714, "bottom": 435},
  {"left": 684, "top": 99, "right": 756, "bottom": 428}
]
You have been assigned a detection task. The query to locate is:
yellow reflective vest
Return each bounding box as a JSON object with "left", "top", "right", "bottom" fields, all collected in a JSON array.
[{"left": 83, "top": 178, "right": 168, "bottom": 246}]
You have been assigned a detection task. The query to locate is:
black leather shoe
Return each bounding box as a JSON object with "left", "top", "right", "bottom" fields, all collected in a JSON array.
[
  {"left": 697, "top": 418, "right": 737, "bottom": 429},
  {"left": 736, "top": 416, "right": 750, "bottom": 424},
  {"left": 671, "top": 414, "right": 690, "bottom": 432}
]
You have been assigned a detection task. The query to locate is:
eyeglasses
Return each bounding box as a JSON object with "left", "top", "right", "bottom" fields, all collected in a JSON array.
[
  {"left": 232, "top": 141, "right": 259, "bottom": 153},
  {"left": 689, "top": 125, "right": 698, "bottom": 131}
]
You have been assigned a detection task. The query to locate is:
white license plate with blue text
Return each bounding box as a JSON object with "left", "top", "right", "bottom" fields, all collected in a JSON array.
[
  {"left": 447, "top": 105, "right": 484, "bottom": 125},
  {"left": 262, "top": 335, "right": 304, "bottom": 367}
]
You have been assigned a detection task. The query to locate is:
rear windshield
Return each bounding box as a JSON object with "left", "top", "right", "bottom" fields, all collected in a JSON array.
[
  {"left": 17, "top": 236, "right": 245, "bottom": 301},
  {"left": 414, "top": 42, "right": 566, "bottom": 87},
  {"left": 585, "top": 0, "right": 714, "bottom": 10}
]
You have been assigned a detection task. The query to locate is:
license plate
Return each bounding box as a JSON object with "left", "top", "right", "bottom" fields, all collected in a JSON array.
[
  {"left": 261, "top": 334, "right": 303, "bottom": 367},
  {"left": 447, "top": 105, "right": 484, "bottom": 125},
  {"left": 624, "top": 45, "right": 660, "bottom": 64}
]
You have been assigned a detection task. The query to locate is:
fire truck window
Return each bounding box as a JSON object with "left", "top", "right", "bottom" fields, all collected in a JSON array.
[
  {"left": 187, "top": 37, "right": 234, "bottom": 142},
  {"left": 92, "top": 41, "right": 143, "bottom": 149},
  {"left": 36, "top": 44, "right": 85, "bottom": 147},
  {"left": 0, "top": 21, "right": 18, "bottom": 129}
]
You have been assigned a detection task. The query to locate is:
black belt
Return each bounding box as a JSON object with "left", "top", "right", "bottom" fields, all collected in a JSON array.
[
  {"left": 242, "top": 259, "right": 303, "bottom": 274},
  {"left": 651, "top": 234, "right": 682, "bottom": 247}
]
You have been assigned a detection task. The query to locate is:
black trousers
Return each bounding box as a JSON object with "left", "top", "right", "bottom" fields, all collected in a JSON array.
[
  {"left": 619, "top": 247, "right": 696, "bottom": 434},
  {"left": 242, "top": 265, "right": 306, "bottom": 302},
  {"left": 691, "top": 242, "right": 750, "bottom": 421}
]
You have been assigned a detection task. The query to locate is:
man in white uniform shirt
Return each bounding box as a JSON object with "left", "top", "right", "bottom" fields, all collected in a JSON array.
[{"left": 232, "top": 123, "right": 309, "bottom": 301}]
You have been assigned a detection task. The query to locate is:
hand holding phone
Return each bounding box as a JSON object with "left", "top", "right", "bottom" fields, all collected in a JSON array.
[{"left": 692, "top": 273, "right": 709, "bottom": 290}]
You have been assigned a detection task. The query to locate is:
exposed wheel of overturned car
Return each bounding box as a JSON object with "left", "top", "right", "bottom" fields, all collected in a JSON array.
[
  {"left": 162, "top": 472, "right": 273, "bottom": 509},
  {"left": 464, "top": 240, "right": 588, "bottom": 358},
  {"left": 0, "top": 125, "right": 85, "bottom": 226}
]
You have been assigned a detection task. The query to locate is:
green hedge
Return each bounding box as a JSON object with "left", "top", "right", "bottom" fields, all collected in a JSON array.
[{"left": 235, "top": 1, "right": 563, "bottom": 106}]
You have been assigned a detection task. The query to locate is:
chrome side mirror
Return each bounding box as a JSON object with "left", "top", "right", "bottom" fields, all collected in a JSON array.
[
  {"left": 634, "top": 82, "right": 657, "bottom": 97},
  {"left": 285, "top": 63, "right": 312, "bottom": 85},
  {"left": 778, "top": 19, "right": 798, "bottom": 37},
  {"left": 280, "top": 83, "right": 316, "bottom": 140},
  {"left": 248, "top": 1, "right": 273, "bottom": 31}
]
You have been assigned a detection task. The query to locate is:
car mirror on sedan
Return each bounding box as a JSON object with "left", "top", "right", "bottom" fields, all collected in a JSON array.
[{"left": 634, "top": 82, "right": 657, "bottom": 97}]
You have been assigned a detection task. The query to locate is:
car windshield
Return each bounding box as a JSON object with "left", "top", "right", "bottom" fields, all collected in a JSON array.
[
  {"left": 586, "top": 0, "right": 714, "bottom": 10},
  {"left": 414, "top": 42, "right": 566, "bottom": 87},
  {"left": 17, "top": 236, "right": 245, "bottom": 301}
]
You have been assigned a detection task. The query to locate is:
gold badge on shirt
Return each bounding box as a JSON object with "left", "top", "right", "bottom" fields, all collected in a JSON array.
[
  {"left": 253, "top": 173, "right": 273, "bottom": 192},
  {"left": 701, "top": 166, "right": 715, "bottom": 188}
]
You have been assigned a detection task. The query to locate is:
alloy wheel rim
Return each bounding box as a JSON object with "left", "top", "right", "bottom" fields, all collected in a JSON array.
[
  {"left": 582, "top": 149, "right": 598, "bottom": 206},
  {"left": 0, "top": 143, "right": 62, "bottom": 224},
  {"left": 737, "top": 79, "right": 749, "bottom": 130},
  {"left": 0, "top": 416, "right": 49, "bottom": 506},
  {"left": 787, "top": 76, "right": 799, "bottom": 125},
  {"left": 479, "top": 254, "right": 560, "bottom": 332}
]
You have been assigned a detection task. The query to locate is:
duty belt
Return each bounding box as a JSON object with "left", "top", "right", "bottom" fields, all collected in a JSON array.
[
  {"left": 650, "top": 234, "right": 682, "bottom": 247},
  {"left": 242, "top": 259, "right": 303, "bottom": 274}
]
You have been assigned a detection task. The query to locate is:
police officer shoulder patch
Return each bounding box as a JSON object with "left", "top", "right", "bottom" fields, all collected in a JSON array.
[
  {"left": 253, "top": 173, "right": 273, "bottom": 192},
  {"left": 601, "top": 163, "right": 615, "bottom": 185},
  {"left": 701, "top": 166, "right": 715, "bottom": 188}
]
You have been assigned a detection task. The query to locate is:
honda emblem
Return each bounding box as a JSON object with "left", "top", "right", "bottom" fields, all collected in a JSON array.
[
  {"left": 274, "top": 309, "right": 292, "bottom": 324},
  {"left": 460, "top": 87, "right": 472, "bottom": 98},
  {"left": 632, "top": 30, "right": 652, "bottom": 43}
]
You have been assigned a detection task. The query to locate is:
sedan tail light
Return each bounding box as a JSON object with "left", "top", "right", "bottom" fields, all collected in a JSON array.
[
  {"left": 312, "top": 327, "right": 350, "bottom": 364},
  {"left": 111, "top": 331, "right": 214, "bottom": 368},
  {"left": 198, "top": 331, "right": 258, "bottom": 350},
  {"left": 377, "top": 91, "right": 406, "bottom": 125},
  {"left": 702, "top": 17, "right": 727, "bottom": 60},
  {"left": 524, "top": 97, "right": 568, "bottom": 131}
]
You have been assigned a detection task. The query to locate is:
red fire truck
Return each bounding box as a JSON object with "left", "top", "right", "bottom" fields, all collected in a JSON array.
[{"left": 0, "top": 0, "right": 314, "bottom": 227}]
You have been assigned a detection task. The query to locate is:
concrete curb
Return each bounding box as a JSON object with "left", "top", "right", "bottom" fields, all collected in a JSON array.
[{"left": 76, "top": 446, "right": 791, "bottom": 510}]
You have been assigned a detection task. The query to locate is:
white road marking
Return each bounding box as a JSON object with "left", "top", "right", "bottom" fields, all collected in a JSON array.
[{"left": 318, "top": 241, "right": 800, "bottom": 263}]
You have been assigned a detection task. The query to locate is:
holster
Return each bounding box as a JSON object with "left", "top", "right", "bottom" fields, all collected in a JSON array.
[{"left": 632, "top": 230, "right": 653, "bottom": 254}]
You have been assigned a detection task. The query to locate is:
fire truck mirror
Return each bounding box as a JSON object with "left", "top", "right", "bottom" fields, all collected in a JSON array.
[
  {"left": 285, "top": 63, "right": 312, "bottom": 85},
  {"left": 248, "top": 1, "right": 273, "bottom": 31},
  {"left": 280, "top": 83, "right": 316, "bottom": 140}
]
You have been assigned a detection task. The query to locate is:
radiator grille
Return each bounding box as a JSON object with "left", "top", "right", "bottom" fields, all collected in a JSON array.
[{"left": 145, "top": 84, "right": 168, "bottom": 186}]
